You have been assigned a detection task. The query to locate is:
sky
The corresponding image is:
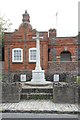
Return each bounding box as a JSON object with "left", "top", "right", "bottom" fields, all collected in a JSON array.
[{"left": 0, "top": 0, "right": 79, "bottom": 37}]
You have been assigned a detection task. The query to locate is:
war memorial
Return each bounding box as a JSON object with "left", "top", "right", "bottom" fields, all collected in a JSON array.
[{"left": 1, "top": 11, "right": 79, "bottom": 106}]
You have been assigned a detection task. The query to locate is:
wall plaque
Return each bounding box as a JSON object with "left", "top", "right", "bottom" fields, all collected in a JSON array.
[
  {"left": 20, "top": 74, "right": 26, "bottom": 82},
  {"left": 54, "top": 74, "right": 59, "bottom": 82}
]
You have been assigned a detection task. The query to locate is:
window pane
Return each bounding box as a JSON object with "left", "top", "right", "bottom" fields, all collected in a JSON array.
[{"left": 29, "top": 49, "right": 36, "bottom": 61}]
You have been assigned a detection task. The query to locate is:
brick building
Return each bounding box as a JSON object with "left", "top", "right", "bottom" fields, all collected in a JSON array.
[{"left": 4, "top": 10, "right": 78, "bottom": 79}]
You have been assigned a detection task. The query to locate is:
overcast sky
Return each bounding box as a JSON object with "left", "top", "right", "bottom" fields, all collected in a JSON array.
[{"left": 0, "top": 0, "right": 79, "bottom": 37}]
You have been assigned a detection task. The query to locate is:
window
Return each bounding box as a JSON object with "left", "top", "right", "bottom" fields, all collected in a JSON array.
[
  {"left": 12, "top": 48, "right": 23, "bottom": 62},
  {"left": 29, "top": 48, "right": 36, "bottom": 62}
]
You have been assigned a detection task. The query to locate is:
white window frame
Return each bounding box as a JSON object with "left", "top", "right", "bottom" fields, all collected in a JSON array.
[
  {"left": 29, "top": 48, "right": 37, "bottom": 62},
  {"left": 12, "top": 48, "right": 23, "bottom": 63}
]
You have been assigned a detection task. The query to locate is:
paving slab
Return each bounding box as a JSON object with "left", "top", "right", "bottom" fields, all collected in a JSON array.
[{"left": 0, "top": 100, "right": 78, "bottom": 113}]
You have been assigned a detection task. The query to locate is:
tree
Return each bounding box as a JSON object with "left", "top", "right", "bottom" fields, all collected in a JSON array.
[
  {"left": 0, "top": 16, "right": 12, "bottom": 32},
  {"left": 0, "top": 16, "right": 12, "bottom": 61}
]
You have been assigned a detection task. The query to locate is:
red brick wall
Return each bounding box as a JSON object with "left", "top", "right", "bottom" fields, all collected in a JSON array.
[
  {"left": 4, "top": 12, "right": 78, "bottom": 73},
  {"left": 48, "top": 37, "right": 77, "bottom": 62},
  {"left": 4, "top": 32, "right": 48, "bottom": 72}
]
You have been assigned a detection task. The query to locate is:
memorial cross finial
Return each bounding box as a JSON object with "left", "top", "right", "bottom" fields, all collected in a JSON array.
[{"left": 36, "top": 32, "right": 39, "bottom": 39}]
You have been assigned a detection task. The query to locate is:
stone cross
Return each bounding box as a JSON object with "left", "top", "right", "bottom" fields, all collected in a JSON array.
[
  {"left": 29, "top": 32, "right": 52, "bottom": 85},
  {"left": 35, "top": 32, "right": 42, "bottom": 71}
]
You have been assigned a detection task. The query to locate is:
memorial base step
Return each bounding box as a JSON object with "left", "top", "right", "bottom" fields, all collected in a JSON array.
[{"left": 20, "top": 84, "right": 53, "bottom": 100}]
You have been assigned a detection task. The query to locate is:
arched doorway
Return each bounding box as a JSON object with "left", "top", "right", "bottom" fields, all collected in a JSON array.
[
  {"left": 48, "top": 48, "right": 50, "bottom": 61},
  {"left": 60, "top": 51, "right": 72, "bottom": 61}
]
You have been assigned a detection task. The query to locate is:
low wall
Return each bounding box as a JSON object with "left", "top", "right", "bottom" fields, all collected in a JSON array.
[
  {"left": 2, "top": 71, "right": 32, "bottom": 83},
  {"left": 2, "top": 62, "right": 78, "bottom": 82},
  {"left": 2, "top": 82, "right": 22, "bottom": 103},
  {"left": 2, "top": 81, "right": 80, "bottom": 104},
  {"left": 46, "top": 62, "right": 78, "bottom": 82},
  {"left": 53, "top": 83, "right": 78, "bottom": 104},
  {"left": 48, "top": 61, "right": 78, "bottom": 74},
  {"left": 13, "top": 71, "right": 32, "bottom": 82}
]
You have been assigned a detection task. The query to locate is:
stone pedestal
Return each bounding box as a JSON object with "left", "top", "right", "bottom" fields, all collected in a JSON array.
[
  {"left": 26, "top": 69, "right": 52, "bottom": 86},
  {"left": 31, "top": 70, "right": 46, "bottom": 85}
]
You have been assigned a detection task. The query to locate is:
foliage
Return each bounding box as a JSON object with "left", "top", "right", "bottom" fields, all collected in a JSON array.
[
  {"left": 0, "top": 16, "right": 12, "bottom": 33},
  {"left": 0, "top": 15, "right": 12, "bottom": 45},
  {"left": 0, "top": 15, "right": 12, "bottom": 61}
]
